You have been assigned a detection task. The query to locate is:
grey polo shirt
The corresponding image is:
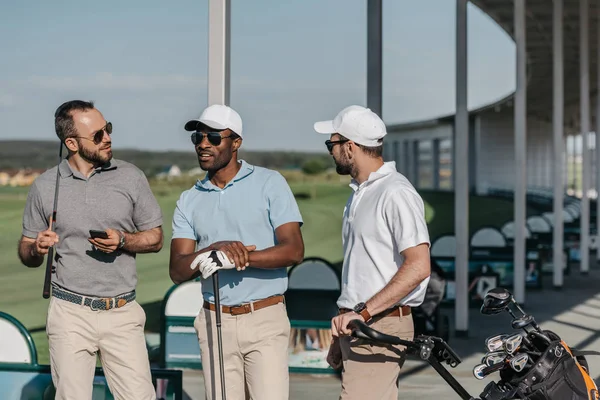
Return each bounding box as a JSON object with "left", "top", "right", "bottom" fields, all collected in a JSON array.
[{"left": 22, "top": 158, "right": 163, "bottom": 297}]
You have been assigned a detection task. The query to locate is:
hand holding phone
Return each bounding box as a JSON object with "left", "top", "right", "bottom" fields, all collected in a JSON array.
[{"left": 89, "top": 229, "right": 109, "bottom": 239}]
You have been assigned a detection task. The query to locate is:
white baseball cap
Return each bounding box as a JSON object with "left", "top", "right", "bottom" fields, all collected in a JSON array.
[
  {"left": 313, "top": 105, "right": 386, "bottom": 147},
  {"left": 184, "top": 104, "right": 243, "bottom": 137}
]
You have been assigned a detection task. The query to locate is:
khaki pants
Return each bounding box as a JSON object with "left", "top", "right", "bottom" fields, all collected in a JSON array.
[
  {"left": 339, "top": 313, "right": 414, "bottom": 400},
  {"left": 46, "top": 297, "right": 155, "bottom": 400},
  {"left": 194, "top": 301, "right": 290, "bottom": 400}
]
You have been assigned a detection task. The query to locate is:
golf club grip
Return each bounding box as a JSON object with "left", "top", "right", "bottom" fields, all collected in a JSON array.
[
  {"left": 42, "top": 247, "right": 54, "bottom": 299},
  {"left": 348, "top": 319, "right": 417, "bottom": 349}
]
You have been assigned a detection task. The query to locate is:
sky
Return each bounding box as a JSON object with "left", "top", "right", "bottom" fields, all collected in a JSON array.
[{"left": 0, "top": 0, "right": 515, "bottom": 153}]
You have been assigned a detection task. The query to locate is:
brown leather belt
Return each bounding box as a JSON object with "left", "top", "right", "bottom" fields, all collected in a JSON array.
[
  {"left": 339, "top": 305, "right": 411, "bottom": 318},
  {"left": 203, "top": 295, "right": 285, "bottom": 316}
]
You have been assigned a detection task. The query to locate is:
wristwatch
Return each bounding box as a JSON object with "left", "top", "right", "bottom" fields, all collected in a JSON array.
[
  {"left": 353, "top": 302, "right": 372, "bottom": 323},
  {"left": 117, "top": 231, "right": 126, "bottom": 249}
]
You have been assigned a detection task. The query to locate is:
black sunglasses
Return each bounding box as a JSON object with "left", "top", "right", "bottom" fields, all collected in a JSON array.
[
  {"left": 325, "top": 139, "right": 349, "bottom": 153},
  {"left": 75, "top": 122, "right": 113, "bottom": 145},
  {"left": 191, "top": 131, "right": 233, "bottom": 146}
]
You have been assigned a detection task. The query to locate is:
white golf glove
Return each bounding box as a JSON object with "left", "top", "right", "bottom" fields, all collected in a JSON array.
[{"left": 190, "top": 250, "right": 236, "bottom": 279}]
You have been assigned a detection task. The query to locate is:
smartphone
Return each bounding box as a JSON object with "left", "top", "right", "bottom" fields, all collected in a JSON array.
[{"left": 89, "top": 229, "right": 109, "bottom": 239}]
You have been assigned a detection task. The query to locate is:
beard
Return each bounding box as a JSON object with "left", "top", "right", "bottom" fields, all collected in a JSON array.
[
  {"left": 78, "top": 140, "right": 112, "bottom": 165},
  {"left": 197, "top": 149, "right": 232, "bottom": 172},
  {"left": 334, "top": 152, "right": 353, "bottom": 175}
]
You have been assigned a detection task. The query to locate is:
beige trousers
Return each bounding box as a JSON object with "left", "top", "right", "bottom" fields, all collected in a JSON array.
[
  {"left": 194, "top": 301, "right": 291, "bottom": 400},
  {"left": 46, "top": 297, "right": 155, "bottom": 400},
  {"left": 339, "top": 313, "right": 415, "bottom": 400}
]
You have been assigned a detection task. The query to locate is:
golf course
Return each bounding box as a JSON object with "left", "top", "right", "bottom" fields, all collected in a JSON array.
[{"left": 0, "top": 172, "right": 532, "bottom": 365}]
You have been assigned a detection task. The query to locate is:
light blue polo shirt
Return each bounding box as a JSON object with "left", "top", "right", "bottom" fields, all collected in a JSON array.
[{"left": 172, "top": 160, "right": 303, "bottom": 305}]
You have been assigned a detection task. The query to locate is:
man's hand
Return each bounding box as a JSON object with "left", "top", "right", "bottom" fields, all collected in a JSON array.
[
  {"left": 209, "top": 241, "right": 256, "bottom": 270},
  {"left": 33, "top": 227, "right": 59, "bottom": 256},
  {"left": 190, "top": 250, "right": 236, "bottom": 279},
  {"left": 331, "top": 312, "right": 364, "bottom": 337},
  {"left": 89, "top": 228, "right": 121, "bottom": 253}
]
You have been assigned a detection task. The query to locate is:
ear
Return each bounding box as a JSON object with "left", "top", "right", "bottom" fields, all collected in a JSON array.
[
  {"left": 64, "top": 137, "right": 79, "bottom": 153},
  {"left": 345, "top": 141, "right": 356, "bottom": 159},
  {"left": 232, "top": 138, "right": 242, "bottom": 153}
]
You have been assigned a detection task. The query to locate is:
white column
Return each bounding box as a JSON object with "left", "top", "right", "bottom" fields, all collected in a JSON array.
[
  {"left": 454, "top": 0, "right": 469, "bottom": 335},
  {"left": 580, "top": 0, "right": 591, "bottom": 273},
  {"left": 433, "top": 139, "right": 441, "bottom": 190},
  {"left": 514, "top": 0, "right": 527, "bottom": 304},
  {"left": 553, "top": 0, "right": 564, "bottom": 288},
  {"left": 208, "top": 0, "right": 231, "bottom": 105},
  {"left": 367, "top": 0, "right": 383, "bottom": 117},
  {"left": 596, "top": 0, "right": 600, "bottom": 261}
]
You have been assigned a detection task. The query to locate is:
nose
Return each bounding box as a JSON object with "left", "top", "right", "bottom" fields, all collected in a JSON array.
[{"left": 198, "top": 134, "right": 213, "bottom": 149}]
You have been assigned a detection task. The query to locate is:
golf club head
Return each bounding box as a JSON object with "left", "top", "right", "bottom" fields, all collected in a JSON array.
[
  {"left": 473, "top": 363, "right": 488, "bottom": 380},
  {"left": 509, "top": 353, "right": 529, "bottom": 372},
  {"left": 482, "top": 351, "right": 507, "bottom": 367},
  {"left": 512, "top": 314, "right": 535, "bottom": 330},
  {"left": 504, "top": 334, "right": 523, "bottom": 354},
  {"left": 485, "top": 334, "right": 508, "bottom": 352},
  {"left": 481, "top": 287, "right": 513, "bottom": 315}
]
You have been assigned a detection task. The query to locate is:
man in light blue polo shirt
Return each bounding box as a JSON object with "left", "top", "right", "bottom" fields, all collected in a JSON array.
[{"left": 169, "top": 104, "right": 304, "bottom": 400}]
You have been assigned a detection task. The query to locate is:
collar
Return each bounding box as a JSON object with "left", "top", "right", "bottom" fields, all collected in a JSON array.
[
  {"left": 58, "top": 158, "right": 118, "bottom": 179},
  {"left": 349, "top": 161, "right": 397, "bottom": 191},
  {"left": 196, "top": 160, "right": 255, "bottom": 191}
]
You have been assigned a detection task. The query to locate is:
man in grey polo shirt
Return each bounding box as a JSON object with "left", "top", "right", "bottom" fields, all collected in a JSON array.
[
  {"left": 169, "top": 104, "right": 305, "bottom": 400},
  {"left": 17, "top": 100, "right": 163, "bottom": 400}
]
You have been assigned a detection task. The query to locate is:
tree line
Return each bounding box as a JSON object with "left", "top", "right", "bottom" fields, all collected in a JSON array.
[{"left": 0, "top": 140, "right": 334, "bottom": 176}]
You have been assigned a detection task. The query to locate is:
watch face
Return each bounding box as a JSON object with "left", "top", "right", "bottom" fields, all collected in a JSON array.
[{"left": 353, "top": 302, "right": 366, "bottom": 313}]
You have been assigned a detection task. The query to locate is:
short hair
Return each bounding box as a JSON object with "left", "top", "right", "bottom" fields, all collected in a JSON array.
[
  {"left": 338, "top": 134, "right": 383, "bottom": 158},
  {"left": 54, "top": 100, "right": 95, "bottom": 142},
  {"left": 356, "top": 142, "right": 383, "bottom": 158}
]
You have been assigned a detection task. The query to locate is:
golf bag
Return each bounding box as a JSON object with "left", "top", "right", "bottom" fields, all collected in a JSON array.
[{"left": 480, "top": 330, "right": 600, "bottom": 400}]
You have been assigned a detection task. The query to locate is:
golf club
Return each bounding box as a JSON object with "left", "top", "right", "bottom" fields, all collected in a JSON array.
[
  {"left": 484, "top": 334, "right": 508, "bottom": 352},
  {"left": 480, "top": 287, "right": 513, "bottom": 315},
  {"left": 509, "top": 353, "right": 529, "bottom": 373},
  {"left": 511, "top": 314, "right": 535, "bottom": 331},
  {"left": 211, "top": 269, "right": 227, "bottom": 400},
  {"left": 42, "top": 141, "right": 64, "bottom": 299},
  {"left": 482, "top": 351, "right": 506, "bottom": 367},
  {"left": 503, "top": 333, "right": 523, "bottom": 355}
]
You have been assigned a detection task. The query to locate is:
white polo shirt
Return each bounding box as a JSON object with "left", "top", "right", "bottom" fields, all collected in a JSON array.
[{"left": 337, "top": 161, "right": 431, "bottom": 310}]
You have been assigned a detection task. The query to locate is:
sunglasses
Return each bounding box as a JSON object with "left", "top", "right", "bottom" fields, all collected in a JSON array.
[
  {"left": 191, "top": 131, "right": 233, "bottom": 146},
  {"left": 325, "top": 139, "right": 349, "bottom": 153},
  {"left": 75, "top": 122, "right": 113, "bottom": 145}
]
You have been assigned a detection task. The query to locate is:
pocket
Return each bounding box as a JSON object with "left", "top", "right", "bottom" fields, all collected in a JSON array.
[{"left": 134, "top": 301, "right": 147, "bottom": 326}]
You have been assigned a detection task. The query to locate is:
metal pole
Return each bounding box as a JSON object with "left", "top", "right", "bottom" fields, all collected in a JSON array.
[
  {"left": 553, "top": 0, "right": 564, "bottom": 288},
  {"left": 367, "top": 0, "right": 383, "bottom": 117},
  {"left": 208, "top": 0, "right": 231, "bottom": 105},
  {"left": 596, "top": 0, "right": 600, "bottom": 262},
  {"left": 580, "top": 0, "right": 591, "bottom": 273},
  {"left": 454, "top": 0, "right": 469, "bottom": 336},
  {"left": 514, "top": 0, "right": 527, "bottom": 304}
]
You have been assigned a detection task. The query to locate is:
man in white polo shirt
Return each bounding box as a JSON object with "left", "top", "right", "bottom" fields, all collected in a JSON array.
[{"left": 313, "top": 105, "right": 431, "bottom": 400}]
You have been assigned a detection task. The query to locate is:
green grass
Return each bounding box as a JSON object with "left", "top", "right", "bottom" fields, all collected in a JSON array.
[{"left": 0, "top": 181, "right": 533, "bottom": 365}]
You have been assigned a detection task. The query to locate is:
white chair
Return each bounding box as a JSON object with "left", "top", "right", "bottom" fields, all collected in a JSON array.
[
  {"left": 288, "top": 258, "right": 340, "bottom": 291},
  {"left": 0, "top": 312, "right": 35, "bottom": 364},
  {"left": 471, "top": 228, "right": 507, "bottom": 248}
]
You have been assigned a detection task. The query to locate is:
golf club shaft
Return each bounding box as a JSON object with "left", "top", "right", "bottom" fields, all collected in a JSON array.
[
  {"left": 42, "top": 142, "right": 63, "bottom": 299},
  {"left": 212, "top": 272, "right": 226, "bottom": 400}
]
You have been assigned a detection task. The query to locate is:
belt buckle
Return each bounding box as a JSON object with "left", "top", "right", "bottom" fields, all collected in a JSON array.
[
  {"left": 89, "top": 298, "right": 112, "bottom": 311},
  {"left": 89, "top": 299, "right": 102, "bottom": 311},
  {"left": 230, "top": 303, "right": 251, "bottom": 316}
]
